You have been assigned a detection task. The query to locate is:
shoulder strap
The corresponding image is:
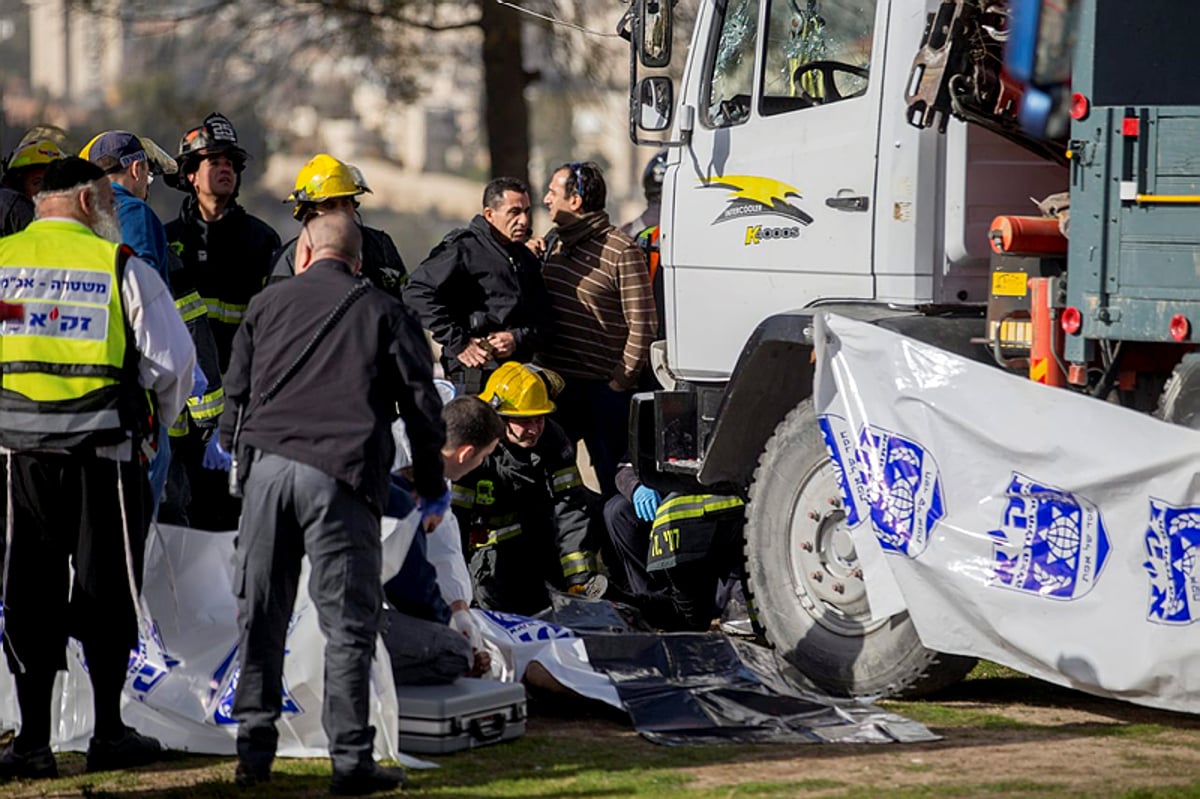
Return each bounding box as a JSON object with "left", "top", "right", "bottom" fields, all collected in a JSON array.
[{"left": 258, "top": 279, "right": 371, "bottom": 405}]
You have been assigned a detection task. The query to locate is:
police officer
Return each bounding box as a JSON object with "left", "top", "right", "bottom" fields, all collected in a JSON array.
[
  {"left": 268, "top": 154, "right": 407, "bottom": 297},
  {"left": 405, "top": 177, "right": 549, "bottom": 396},
  {"left": 451, "top": 363, "right": 601, "bottom": 615},
  {"left": 164, "top": 112, "right": 280, "bottom": 530},
  {"left": 0, "top": 157, "right": 195, "bottom": 778},
  {"left": 218, "top": 213, "right": 446, "bottom": 794}
]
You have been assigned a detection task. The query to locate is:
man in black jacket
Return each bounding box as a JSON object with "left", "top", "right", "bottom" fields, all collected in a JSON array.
[
  {"left": 404, "top": 177, "right": 548, "bottom": 395},
  {"left": 217, "top": 213, "right": 446, "bottom": 795}
]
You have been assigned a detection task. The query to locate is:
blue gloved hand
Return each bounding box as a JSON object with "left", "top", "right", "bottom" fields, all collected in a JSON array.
[
  {"left": 633, "top": 485, "right": 661, "bottom": 522},
  {"left": 189, "top": 362, "right": 208, "bottom": 401},
  {"left": 147, "top": 425, "right": 171, "bottom": 511},
  {"left": 417, "top": 488, "right": 451, "bottom": 532},
  {"left": 202, "top": 435, "right": 232, "bottom": 471}
]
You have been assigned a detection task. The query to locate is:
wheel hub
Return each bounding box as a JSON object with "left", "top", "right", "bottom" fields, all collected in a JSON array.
[{"left": 788, "top": 463, "right": 877, "bottom": 635}]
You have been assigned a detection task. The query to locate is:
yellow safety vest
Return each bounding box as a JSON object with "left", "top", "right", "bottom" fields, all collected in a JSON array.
[{"left": 0, "top": 219, "right": 137, "bottom": 450}]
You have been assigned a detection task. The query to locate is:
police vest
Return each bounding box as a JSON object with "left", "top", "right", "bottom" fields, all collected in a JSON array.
[{"left": 0, "top": 219, "right": 141, "bottom": 451}]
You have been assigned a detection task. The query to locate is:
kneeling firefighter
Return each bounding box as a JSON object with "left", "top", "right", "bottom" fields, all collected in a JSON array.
[{"left": 450, "top": 362, "right": 603, "bottom": 616}]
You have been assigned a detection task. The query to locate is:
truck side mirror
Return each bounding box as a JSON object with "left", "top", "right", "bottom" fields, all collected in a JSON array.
[
  {"left": 640, "top": 0, "right": 672, "bottom": 68},
  {"left": 638, "top": 77, "right": 674, "bottom": 132}
]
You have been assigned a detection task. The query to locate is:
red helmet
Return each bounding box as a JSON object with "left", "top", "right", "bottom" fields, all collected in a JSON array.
[{"left": 167, "top": 112, "right": 249, "bottom": 191}]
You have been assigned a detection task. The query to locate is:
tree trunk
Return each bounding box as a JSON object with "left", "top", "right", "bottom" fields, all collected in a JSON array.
[{"left": 479, "top": 0, "right": 529, "bottom": 185}]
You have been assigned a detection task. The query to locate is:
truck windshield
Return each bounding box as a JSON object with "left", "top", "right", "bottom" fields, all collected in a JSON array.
[
  {"left": 702, "top": 0, "right": 761, "bottom": 128},
  {"left": 761, "top": 0, "right": 875, "bottom": 115}
]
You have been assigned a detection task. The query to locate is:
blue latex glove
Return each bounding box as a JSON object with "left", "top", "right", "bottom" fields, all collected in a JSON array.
[
  {"left": 633, "top": 485, "right": 661, "bottom": 523},
  {"left": 147, "top": 425, "right": 171, "bottom": 511},
  {"left": 202, "top": 435, "right": 232, "bottom": 471},
  {"left": 189, "top": 361, "right": 208, "bottom": 401},
  {"left": 417, "top": 488, "right": 451, "bottom": 530}
]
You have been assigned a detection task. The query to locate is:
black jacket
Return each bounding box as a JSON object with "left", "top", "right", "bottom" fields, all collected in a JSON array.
[
  {"left": 404, "top": 215, "right": 548, "bottom": 366},
  {"left": 165, "top": 197, "right": 281, "bottom": 372},
  {"left": 0, "top": 189, "right": 33, "bottom": 238},
  {"left": 219, "top": 259, "right": 446, "bottom": 514},
  {"left": 450, "top": 419, "right": 595, "bottom": 614},
  {"left": 268, "top": 224, "right": 407, "bottom": 298}
]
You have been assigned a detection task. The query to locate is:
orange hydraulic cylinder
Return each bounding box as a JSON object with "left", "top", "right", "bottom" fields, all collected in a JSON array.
[
  {"left": 989, "top": 215, "right": 1068, "bottom": 255},
  {"left": 1028, "top": 277, "right": 1065, "bottom": 387}
]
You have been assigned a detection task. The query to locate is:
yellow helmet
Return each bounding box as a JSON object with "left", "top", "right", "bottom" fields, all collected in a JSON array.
[
  {"left": 479, "top": 363, "right": 558, "bottom": 417},
  {"left": 4, "top": 138, "right": 65, "bottom": 173},
  {"left": 285, "top": 153, "right": 370, "bottom": 217}
]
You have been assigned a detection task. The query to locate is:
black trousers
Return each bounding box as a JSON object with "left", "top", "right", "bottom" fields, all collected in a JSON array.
[
  {"left": 233, "top": 453, "right": 383, "bottom": 775},
  {"left": 159, "top": 427, "right": 242, "bottom": 530},
  {"left": 0, "top": 452, "right": 149, "bottom": 744}
]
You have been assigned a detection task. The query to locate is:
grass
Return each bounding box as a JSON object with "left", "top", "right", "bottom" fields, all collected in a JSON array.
[{"left": 2, "top": 663, "right": 1199, "bottom": 798}]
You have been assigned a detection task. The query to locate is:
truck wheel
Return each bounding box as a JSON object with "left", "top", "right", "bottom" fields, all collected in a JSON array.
[
  {"left": 1157, "top": 354, "right": 1200, "bottom": 428},
  {"left": 743, "top": 399, "right": 976, "bottom": 698}
]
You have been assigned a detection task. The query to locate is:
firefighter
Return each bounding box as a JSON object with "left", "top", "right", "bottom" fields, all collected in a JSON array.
[
  {"left": 450, "top": 363, "right": 603, "bottom": 615},
  {"left": 163, "top": 112, "right": 280, "bottom": 530},
  {"left": 268, "top": 153, "right": 407, "bottom": 297},
  {"left": 604, "top": 463, "right": 747, "bottom": 631},
  {"left": 1, "top": 133, "right": 66, "bottom": 237}
]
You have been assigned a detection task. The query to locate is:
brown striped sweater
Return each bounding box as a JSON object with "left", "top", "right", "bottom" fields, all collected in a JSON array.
[{"left": 540, "top": 211, "right": 658, "bottom": 389}]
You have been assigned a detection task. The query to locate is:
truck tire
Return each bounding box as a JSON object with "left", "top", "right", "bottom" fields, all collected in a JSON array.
[
  {"left": 1157, "top": 354, "right": 1200, "bottom": 429},
  {"left": 743, "top": 399, "right": 976, "bottom": 698}
]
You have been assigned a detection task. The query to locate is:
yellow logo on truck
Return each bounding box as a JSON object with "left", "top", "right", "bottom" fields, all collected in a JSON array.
[{"left": 700, "top": 175, "right": 814, "bottom": 226}]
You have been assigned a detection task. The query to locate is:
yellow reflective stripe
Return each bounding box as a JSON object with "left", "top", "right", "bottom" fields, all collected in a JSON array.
[
  {"left": 202, "top": 297, "right": 248, "bottom": 324},
  {"left": 560, "top": 550, "right": 594, "bottom": 578},
  {"left": 174, "top": 290, "right": 207, "bottom": 322},
  {"left": 168, "top": 411, "right": 190, "bottom": 437},
  {"left": 450, "top": 484, "right": 475, "bottom": 509},
  {"left": 654, "top": 494, "right": 745, "bottom": 524},
  {"left": 474, "top": 522, "right": 522, "bottom": 549},
  {"left": 552, "top": 466, "right": 582, "bottom": 493},
  {"left": 187, "top": 386, "right": 225, "bottom": 421}
]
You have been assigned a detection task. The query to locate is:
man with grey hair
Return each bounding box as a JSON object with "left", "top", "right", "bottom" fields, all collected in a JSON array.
[
  {"left": 219, "top": 211, "right": 448, "bottom": 794},
  {"left": 0, "top": 157, "right": 195, "bottom": 778}
]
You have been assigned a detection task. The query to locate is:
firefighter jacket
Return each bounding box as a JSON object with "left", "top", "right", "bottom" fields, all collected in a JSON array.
[
  {"left": 268, "top": 225, "right": 407, "bottom": 298},
  {"left": 404, "top": 215, "right": 548, "bottom": 367},
  {"left": 0, "top": 220, "right": 152, "bottom": 450},
  {"left": 450, "top": 418, "right": 596, "bottom": 615},
  {"left": 165, "top": 247, "right": 223, "bottom": 437},
  {"left": 646, "top": 493, "right": 745, "bottom": 574},
  {"left": 165, "top": 196, "right": 280, "bottom": 372}
]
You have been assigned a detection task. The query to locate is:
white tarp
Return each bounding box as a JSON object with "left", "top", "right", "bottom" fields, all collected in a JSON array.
[
  {"left": 813, "top": 313, "right": 1200, "bottom": 714},
  {"left": 0, "top": 521, "right": 608, "bottom": 758}
]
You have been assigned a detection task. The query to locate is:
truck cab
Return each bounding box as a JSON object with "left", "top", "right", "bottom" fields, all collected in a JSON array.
[{"left": 623, "top": 0, "right": 1200, "bottom": 698}]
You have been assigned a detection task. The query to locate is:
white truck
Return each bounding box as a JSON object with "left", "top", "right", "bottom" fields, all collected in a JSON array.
[{"left": 622, "top": 0, "right": 1200, "bottom": 698}]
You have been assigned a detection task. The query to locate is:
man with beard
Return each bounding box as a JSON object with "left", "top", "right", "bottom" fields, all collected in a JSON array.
[
  {"left": 405, "top": 178, "right": 548, "bottom": 396},
  {"left": 163, "top": 113, "right": 280, "bottom": 530},
  {"left": 0, "top": 157, "right": 195, "bottom": 778}
]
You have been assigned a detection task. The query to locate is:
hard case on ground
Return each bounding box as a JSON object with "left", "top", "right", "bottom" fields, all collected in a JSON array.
[{"left": 395, "top": 677, "right": 527, "bottom": 754}]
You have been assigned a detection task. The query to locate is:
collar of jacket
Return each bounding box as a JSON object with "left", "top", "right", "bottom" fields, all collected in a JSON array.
[
  {"left": 178, "top": 194, "right": 245, "bottom": 228},
  {"left": 303, "top": 257, "right": 357, "bottom": 277},
  {"left": 469, "top": 213, "right": 533, "bottom": 266},
  {"left": 553, "top": 210, "right": 611, "bottom": 253}
]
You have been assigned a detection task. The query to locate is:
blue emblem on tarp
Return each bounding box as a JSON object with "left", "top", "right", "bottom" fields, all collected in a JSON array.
[
  {"left": 988, "top": 473, "right": 1110, "bottom": 600},
  {"left": 127, "top": 621, "right": 181, "bottom": 701},
  {"left": 818, "top": 414, "right": 945, "bottom": 558},
  {"left": 1143, "top": 500, "right": 1200, "bottom": 625},
  {"left": 480, "top": 610, "right": 574, "bottom": 642},
  {"left": 207, "top": 614, "right": 305, "bottom": 725}
]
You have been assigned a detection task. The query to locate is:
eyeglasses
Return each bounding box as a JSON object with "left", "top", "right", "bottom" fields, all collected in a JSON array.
[{"left": 569, "top": 162, "right": 586, "bottom": 202}]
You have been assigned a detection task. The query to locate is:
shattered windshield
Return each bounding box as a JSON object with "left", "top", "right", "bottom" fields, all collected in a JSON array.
[
  {"left": 702, "top": 0, "right": 760, "bottom": 128},
  {"left": 761, "top": 0, "right": 875, "bottom": 114}
]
